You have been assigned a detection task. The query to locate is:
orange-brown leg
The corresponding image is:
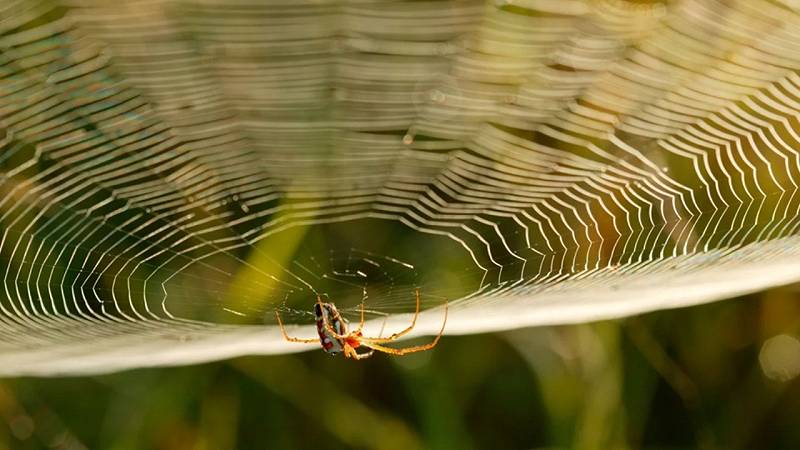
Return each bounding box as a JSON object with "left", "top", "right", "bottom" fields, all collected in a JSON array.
[
  {"left": 352, "top": 349, "right": 374, "bottom": 360},
  {"left": 351, "top": 288, "right": 368, "bottom": 334},
  {"left": 362, "top": 302, "right": 448, "bottom": 354},
  {"left": 360, "top": 288, "right": 423, "bottom": 343},
  {"left": 275, "top": 311, "right": 319, "bottom": 344},
  {"left": 323, "top": 292, "right": 367, "bottom": 340},
  {"left": 316, "top": 294, "right": 347, "bottom": 339},
  {"left": 321, "top": 304, "right": 354, "bottom": 341},
  {"left": 344, "top": 344, "right": 374, "bottom": 360}
]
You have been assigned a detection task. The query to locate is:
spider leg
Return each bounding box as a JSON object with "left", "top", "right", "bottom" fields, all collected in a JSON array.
[
  {"left": 275, "top": 311, "right": 319, "bottom": 344},
  {"left": 319, "top": 296, "right": 352, "bottom": 340},
  {"left": 360, "top": 288, "right": 423, "bottom": 343},
  {"left": 362, "top": 338, "right": 437, "bottom": 356},
  {"left": 342, "top": 344, "right": 374, "bottom": 360},
  {"left": 322, "top": 322, "right": 350, "bottom": 340},
  {"left": 352, "top": 288, "right": 368, "bottom": 334},
  {"left": 351, "top": 348, "right": 375, "bottom": 360},
  {"left": 344, "top": 289, "right": 389, "bottom": 339},
  {"left": 361, "top": 301, "right": 448, "bottom": 351},
  {"left": 351, "top": 307, "right": 389, "bottom": 335},
  {"left": 320, "top": 293, "right": 368, "bottom": 340},
  {"left": 329, "top": 308, "right": 387, "bottom": 340}
]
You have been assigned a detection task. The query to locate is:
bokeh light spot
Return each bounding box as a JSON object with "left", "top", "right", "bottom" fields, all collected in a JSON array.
[{"left": 759, "top": 334, "right": 800, "bottom": 382}]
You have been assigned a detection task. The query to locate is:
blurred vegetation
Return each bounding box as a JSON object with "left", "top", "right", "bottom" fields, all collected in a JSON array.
[{"left": 0, "top": 285, "right": 798, "bottom": 450}]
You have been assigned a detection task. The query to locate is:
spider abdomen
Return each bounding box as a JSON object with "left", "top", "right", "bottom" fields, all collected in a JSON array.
[{"left": 314, "top": 302, "right": 348, "bottom": 354}]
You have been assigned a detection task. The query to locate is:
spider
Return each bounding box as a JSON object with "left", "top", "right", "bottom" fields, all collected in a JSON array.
[{"left": 275, "top": 288, "right": 448, "bottom": 360}]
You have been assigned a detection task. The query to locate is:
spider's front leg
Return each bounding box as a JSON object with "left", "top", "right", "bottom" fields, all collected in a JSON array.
[{"left": 275, "top": 311, "right": 319, "bottom": 344}]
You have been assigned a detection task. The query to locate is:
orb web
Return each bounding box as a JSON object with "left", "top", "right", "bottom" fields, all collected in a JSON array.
[{"left": 2, "top": 0, "right": 800, "bottom": 375}]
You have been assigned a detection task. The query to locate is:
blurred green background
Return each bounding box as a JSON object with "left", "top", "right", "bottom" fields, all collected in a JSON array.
[{"left": 1, "top": 285, "right": 798, "bottom": 450}]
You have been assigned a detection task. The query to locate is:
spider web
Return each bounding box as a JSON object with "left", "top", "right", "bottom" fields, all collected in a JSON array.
[{"left": 3, "top": 0, "right": 800, "bottom": 375}]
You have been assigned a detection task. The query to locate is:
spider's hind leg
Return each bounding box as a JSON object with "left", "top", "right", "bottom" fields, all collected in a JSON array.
[
  {"left": 344, "top": 344, "right": 374, "bottom": 360},
  {"left": 360, "top": 288, "right": 422, "bottom": 343},
  {"left": 362, "top": 301, "right": 448, "bottom": 354},
  {"left": 351, "top": 348, "right": 375, "bottom": 360}
]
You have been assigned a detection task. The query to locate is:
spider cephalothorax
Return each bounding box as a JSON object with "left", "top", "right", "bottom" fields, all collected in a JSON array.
[{"left": 276, "top": 289, "right": 448, "bottom": 360}]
